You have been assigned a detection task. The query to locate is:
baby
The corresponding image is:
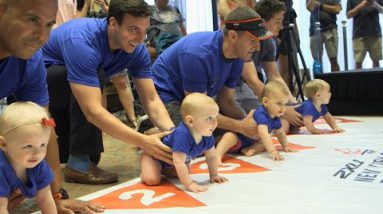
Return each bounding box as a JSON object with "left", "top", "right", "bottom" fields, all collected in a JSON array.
[
  {"left": 0, "top": 102, "right": 57, "bottom": 214},
  {"left": 140, "top": 93, "right": 228, "bottom": 193},
  {"left": 285, "top": 79, "right": 344, "bottom": 134},
  {"left": 216, "top": 80, "right": 298, "bottom": 162}
]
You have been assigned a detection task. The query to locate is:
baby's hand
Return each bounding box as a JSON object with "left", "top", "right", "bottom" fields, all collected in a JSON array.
[
  {"left": 186, "top": 182, "right": 208, "bottom": 193},
  {"left": 271, "top": 150, "right": 284, "bottom": 161},
  {"left": 284, "top": 145, "right": 298, "bottom": 153},
  {"left": 210, "top": 175, "right": 228, "bottom": 184},
  {"left": 333, "top": 127, "right": 345, "bottom": 133},
  {"left": 311, "top": 128, "right": 324, "bottom": 134}
]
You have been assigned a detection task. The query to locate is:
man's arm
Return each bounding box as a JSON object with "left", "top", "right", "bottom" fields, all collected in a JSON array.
[
  {"left": 372, "top": 0, "right": 383, "bottom": 13},
  {"left": 347, "top": 0, "right": 369, "bottom": 18},
  {"left": 241, "top": 61, "right": 265, "bottom": 98},
  {"left": 216, "top": 87, "right": 258, "bottom": 139},
  {"left": 307, "top": 0, "right": 341, "bottom": 14},
  {"left": 111, "top": 76, "right": 137, "bottom": 127},
  {"left": 216, "top": 86, "right": 245, "bottom": 120},
  {"left": 70, "top": 82, "right": 173, "bottom": 163},
  {"left": 133, "top": 78, "right": 174, "bottom": 131}
]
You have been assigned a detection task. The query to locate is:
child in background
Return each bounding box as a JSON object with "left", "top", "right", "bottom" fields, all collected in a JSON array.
[
  {"left": 284, "top": 79, "right": 344, "bottom": 134},
  {"left": 140, "top": 93, "right": 228, "bottom": 193},
  {"left": 216, "top": 80, "right": 298, "bottom": 162},
  {"left": 0, "top": 102, "right": 57, "bottom": 214}
]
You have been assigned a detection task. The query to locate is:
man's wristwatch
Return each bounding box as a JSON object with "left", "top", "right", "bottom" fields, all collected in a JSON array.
[{"left": 53, "top": 188, "right": 69, "bottom": 201}]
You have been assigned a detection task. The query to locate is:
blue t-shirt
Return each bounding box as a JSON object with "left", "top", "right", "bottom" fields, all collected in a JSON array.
[
  {"left": 296, "top": 99, "right": 328, "bottom": 122},
  {"left": 0, "top": 151, "right": 53, "bottom": 198},
  {"left": 42, "top": 18, "right": 152, "bottom": 88},
  {"left": 253, "top": 105, "right": 282, "bottom": 133},
  {"left": 163, "top": 122, "right": 215, "bottom": 162},
  {"left": 0, "top": 50, "right": 49, "bottom": 106},
  {"left": 152, "top": 30, "right": 244, "bottom": 104}
]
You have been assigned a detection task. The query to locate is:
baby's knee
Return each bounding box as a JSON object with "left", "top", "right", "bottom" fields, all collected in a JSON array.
[{"left": 141, "top": 174, "right": 162, "bottom": 186}]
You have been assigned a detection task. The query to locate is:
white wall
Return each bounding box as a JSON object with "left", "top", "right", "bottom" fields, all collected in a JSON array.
[{"left": 184, "top": 0, "right": 213, "bottom": 33}]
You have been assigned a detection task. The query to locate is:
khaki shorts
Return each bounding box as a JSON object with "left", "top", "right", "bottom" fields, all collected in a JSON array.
[
  {"left": 310, "top": 28, "right": 338, "bottom": 59},
  {"left": 353, "top": 37, "right": 383, "bottom": 63}
]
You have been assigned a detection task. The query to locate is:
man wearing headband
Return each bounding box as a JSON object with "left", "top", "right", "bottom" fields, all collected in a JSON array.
[
  {"left": 234, "top": 0, "right": 302, "bottom": 128},
  {"left": 152, "top": 6, "right": 270, "bottom": 139}
]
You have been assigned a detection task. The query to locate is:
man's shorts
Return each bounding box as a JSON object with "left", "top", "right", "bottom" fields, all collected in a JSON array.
[
  {"left": 353, "top": 36, "right": 383, "bottom": 63},
  {"left": 310, "top": 28, "right": 338, "bottom": 59}
]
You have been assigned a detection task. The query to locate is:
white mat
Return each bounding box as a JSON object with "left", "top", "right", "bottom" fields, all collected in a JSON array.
[{"left": 76, "top": 117, "right": 383, "bottom": 214}]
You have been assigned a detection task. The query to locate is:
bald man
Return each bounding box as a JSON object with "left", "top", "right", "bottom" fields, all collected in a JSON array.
[{"left": 0, "top": 0, "right": 104, "bottom": 213}]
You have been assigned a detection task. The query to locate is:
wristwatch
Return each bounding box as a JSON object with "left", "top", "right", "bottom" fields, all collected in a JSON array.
[{"left": 53, "top": 188, "right": 70, "bottom": 201}]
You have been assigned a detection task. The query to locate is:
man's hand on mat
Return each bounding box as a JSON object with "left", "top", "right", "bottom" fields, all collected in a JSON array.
[
  {"left": 271, "top": 150, "right": 284, "bottom": 161},
  {"left": 283, "top": 107, "right": 303, "bottom": 127},
  {"left": 8, "top": 189, "right": 25, "bottom": 209},
  {"left": 210, "top": 175, "right": 228, "bottom": 184},
  {"left": 239, "top": 110, "right": 258, "bottom": 139},
  {"left": 142, "top": 131, "right": 173, "bottom": 165},
  {"left": 56, "top": 199, "right": 105, "bottom": 214},
  {"left": 187, "top": 182, "right": 208, "bottom": 193}
]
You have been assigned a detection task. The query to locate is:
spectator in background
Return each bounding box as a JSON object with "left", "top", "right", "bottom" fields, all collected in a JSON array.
[
  {"left": 307, "top": 0, "right": 341, "bottom": 72},
  {"left": 56, "top": 0, "right": 91, "bottom": 26},
  {"left": 217, "top": 0, "right": 256, "bottom": 28},
  {"left": 146, "top": 0, "right": 187, "bottom": 60},
  {"left": 88, "top": 0, "right": 110, "bottom": 18},
  {"left": 347, "top": 0, "right": 383, "bottom": 69}
]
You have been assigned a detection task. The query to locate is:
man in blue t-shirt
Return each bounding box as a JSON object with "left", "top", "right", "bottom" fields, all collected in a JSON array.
[
  {"left": 307, "top": 0, "right": 341, "bottom": 72},
  {"left": 234, "top": 0, "right": 303, "bottom": 127},
  {"left": 0, "top": 0, "right": 105, "bottom": 213},
  {"left": 42, "top": 0, "right": 174, "bottom": 185},
  {"left": 152, "top": 6, "right": 271, "bottom": 140},
  {"left": 347, "top": 0, "right": 383, "bottom": 69}
]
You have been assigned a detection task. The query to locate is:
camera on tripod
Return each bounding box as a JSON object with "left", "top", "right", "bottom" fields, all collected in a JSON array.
[{"left": 282, "top": 8, "right": 297, "bottom": 27}]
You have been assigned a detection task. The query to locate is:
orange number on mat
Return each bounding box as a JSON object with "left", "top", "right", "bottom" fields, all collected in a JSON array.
[{"left": 119, "top": 189, "right": 176, "bottom": 206}]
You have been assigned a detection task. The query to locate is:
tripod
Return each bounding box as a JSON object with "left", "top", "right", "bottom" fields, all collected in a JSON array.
[{"left": 280, "top": 23, "right": 311, "bottom": 101}]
